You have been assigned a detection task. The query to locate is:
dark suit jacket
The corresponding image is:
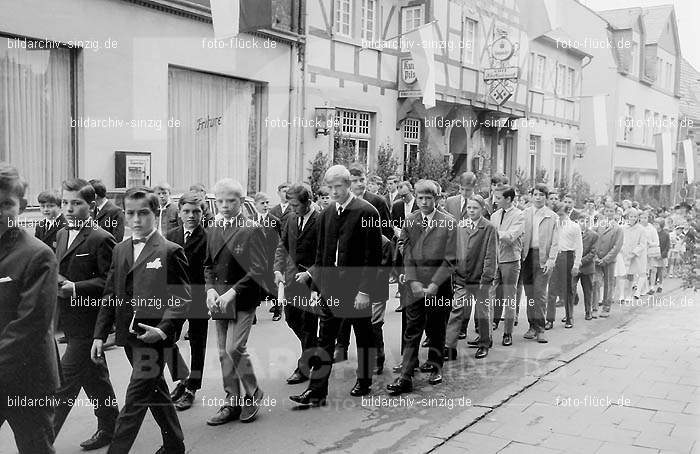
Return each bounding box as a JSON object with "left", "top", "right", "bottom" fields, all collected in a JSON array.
[
  {"left": 35, "top": 214, "right": 66, "bottom": 251},
  {"left": 269, "top": 203, "right": 291, "bottom": 227},
  {"left": 391, "top": 198, "right": 419, "bottom": 267},
  {"left": 580, "top": 229, "right": 599, "bottom": 275},
  {"left": 95, "top": 200, "right": 125, "bottom": 242},
  {"left": 94, "top": 231, "right": 191, "bottom": 346},
  {"left": 203, "top": 213, "right": 267, "bottom": 314},
  {"left": 259, "top": 213, "right": 281, "bottom": 298},
  {"left": 273, "top": 209, "right": 319, "bottom": 297},
  {"left": 56, "top": 224, "right": 116, "bottom": 337},
  {"left": 455, "top": 216, "right": 497, "bottom": 285},
  {"left": 0, "top": 228, "right": 60, "bottom": 396},
  {"left": 158, "top": 202, "right": 181, "bottom": 233},
  {"left": 384, "top": 191, "right": 400, "bottom": 211},
  {"left": 402, "top": 209, "right": 457, "bottom": 308},
  {"left": 373, "top": 235, "right": 394, "bottom": 302},
  {"left": 308, "top": 196, "right": 382, "bottom": 303},
  {"left": 362, "top": 190, "right": 393, "bottom": 239},
  {"left": 166, "top": 225, "right": 208, "bottom": 319}
]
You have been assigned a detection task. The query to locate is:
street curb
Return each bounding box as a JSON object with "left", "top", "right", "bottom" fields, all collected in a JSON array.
[{"left": 419, "top": 282, "right": 685, "bottom": 454}]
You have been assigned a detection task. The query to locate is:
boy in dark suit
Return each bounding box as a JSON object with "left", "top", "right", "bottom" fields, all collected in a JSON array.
[
  {"left": 269, "top": 182, "right": 292, "bottom": 226},
  {"left": 254, "top": 192, "right": 283, "bottom": 321},
  {"left": 52, "top": 179, "right": 119, "bottom": 451},
  {"left": 166, "top": 191, "right": 210, "bottom": 411},
  {"left": 273, "top": 183, "right": 320, "bottom": 384},
  {"left": 204, "top": 179, "right": 266, "bottom": 426},
  {"left": 154, "top": 182, "right": 181, "bottom": 233},
  {"left": 91, "top": 187, "right": 191, "bottom": 454},
  {"left": 387, "top": 180, "right": 457, "bottom": 396},
  {"left": 290, "top": 165, "right": 382, "bottom": 406},
  {"left": 0, "top": 164, "right": 60, "bottom": 454},
  {"left": 89, "top": 179, "right": 125, "bottom": 242},
  {"left": 35, "top": 190, "right": 66, "bottom": 251}
]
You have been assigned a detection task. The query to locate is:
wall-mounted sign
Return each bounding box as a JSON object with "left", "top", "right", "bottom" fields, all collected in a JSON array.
[
  {"left": 491, "top": 36, "right": 514, "bottom": 61},
  {"left": 401, "top": 59, "right": 417, "bottom": 85},
  {"left": 483, "top": 66, "right": 519, "bottom": 81},
  {"left": 195, "top": 115, "right": 223, "bottom": 131}
]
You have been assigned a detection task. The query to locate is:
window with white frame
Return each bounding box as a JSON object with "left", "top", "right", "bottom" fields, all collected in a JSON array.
[
  {"left": 553, "top": 139, "right": 570, "bottom": 187},
  {"left": 361, "top": 0, "right": 377, "bottom": 42},
  {"left": 528, "top": 135, "right": 540, "bottom": 182},
  {"left": 401, "top": 5, "right": 424, "bottom": 50},
  {"left": 532, "top": 54, "right": 546, "bottom": 90},
  {"left": 623, "top": 103, "right": 635, "bottom": 142},
  {"left": 403, "top": 118, "right": 421, "bottom": 173},
  {"left": 335, "top": 109, "right": 372, "bottom": 166},
  {"left": 334, "top": 0, "right": 352, "bottom": 37},
  {"left": 556, "top": 64, "right": 566, "bottom": 96},
  {"left": 566, "top": 68, "right": 575, "bottom": 97},
  {"left": 463, "top": 18, "right": 477, "bottom": 65}
]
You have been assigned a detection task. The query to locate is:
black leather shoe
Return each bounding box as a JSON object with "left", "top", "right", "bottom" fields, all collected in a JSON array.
[
  {"left": 514, "top": 320, "right": 518, "bottom": 326},
  {"left": 333, "top": 347, "right": 348, "bottom": 363},
  {"left": 289, "top": 389, "right": 327, "bottom": 407},
  {"left": 502, "top": 334, "right": 512, "bottom": 346},
  {"left": 80, "top": 429, "right": 112, "bottom": 450},
  {"left": 475, "top": 347, "right": 489, "bottom": 359},
  {"left": 467, "top": 337, "right": 480, "bottom": 347},
  {"left": 392, "top": 364, "right": 403, "bottom": 373},
  {"left": 387, "top": 377, "right": 413, "bottom": 395},
  {"left": 174, "top": 390, "right": 195, "bottom": 411},
  {"left": 170, "top": 382, "right": 186, "bottom": 401},
  {"left": 421, "top": 338, "right": 430, "bottom": 348},
  {"left": 428, "top": 372, "right": 442, "bottom": 385},
  {"left": 561, "top": 317, "right": 567, "bottom": 323},
  {"left": 444, "top": 347, "right": 457, "bottom": 361},
  {"left": 565, "top": 321, "right": 573, "bottom": 329},
  {"left": 350, "top": 381, "right": 372, "bottom": 397},
  {"left": 544, "top": 321, "right": 554, "bottom": 330},
  {"left": 492, "top": 321, "right": 499, "bottom": 330},
  {"left": 155, "top": 446, "right": 184, "bottom": 454},
  {"left": 585, "top": 313, "right": 592, "bottom": 320},
  {"left": 419, "top": 362, "right": 436, "bottom": 373},
  {"left": 286, "top": 371, "right": 308, "bottom": 385},
  {"left": 458, "top": 332, "right": 467, "bottom": 340},
  {"left": 57, "top": 335, "right": 68, "bottom": 344}
]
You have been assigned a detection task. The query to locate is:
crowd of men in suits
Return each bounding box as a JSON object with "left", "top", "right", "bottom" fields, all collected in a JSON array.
[{"left": 1, "top": 159, "right": 693, "bottom": 453}]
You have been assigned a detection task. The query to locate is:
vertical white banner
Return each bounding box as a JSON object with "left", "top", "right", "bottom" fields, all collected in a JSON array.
[
  {"left": 683, "top": 139, "right": 695, "bottom": 183},
  {"left": 405, "top": 23, "right": 437, "bottom": 109},
  {"left": 592, "top": 94, "right": 608, "bottom": 146},
  {"left": 210, "top": 0, "right": 240, "bottom": 40},
  {"left": 661, "top": 131, "right": 673, "bottom": 185}
]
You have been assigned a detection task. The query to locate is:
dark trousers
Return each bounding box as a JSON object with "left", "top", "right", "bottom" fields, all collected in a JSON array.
[
  {"left": 600, "top": 262, "right": 616, "bottom": 311},
  {"left": 573, "top": 273, "right": 594, "bottom": 316},
  {"left": 307, "top": 298, "right": 375, "bottom": 396},
  {"left": 108, "top": 340, "right": 184, "bottom": 454},
  {"left": 335, "top": 307, "right": 385, "bottom": 363},
  {"left": 284, "top": 302, "right": 319, "bottom": 377},
  {"left": 547, "top": 251, "right": 575, "bottom": 323},
  {"left": 522, "top": 249, "right": 551, "bottom": 333},
  {"left": 169, "top": 318, "right": 209, "bottom": 391},
  {"left": 400, "top": 297, "right": 450, "bottom": 379},
  {"left": 0, "top": 392, "right": 55, "bottom": 454},
  {"left": 53, "top": 336, "right": 119, "bottom": 435}
]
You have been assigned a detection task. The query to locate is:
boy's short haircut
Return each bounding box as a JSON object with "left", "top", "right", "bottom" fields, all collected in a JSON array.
[
  {"left": 531, "top": 183, "right": 550, "bottom": 197},
  {"left": 316, "top": 185, "right": 331, "bottom": 197},
  {"left": 124, "top": 187, "right": 159, "bottom": 214},
  {"left": 212, "top": 178, "right": 244, "bottom": 198},
  {"left": 253, "top": 192, "right": 269, "bottom": 203},
  {"left": 414, "top": 179, "right": 438, "bottom": 197},
  {"left": 153, "top": 182, "right": 172, "bottom": 193},
  {"left": 37, "top": 190, "right": 62, "bottom": 205},
  {"left": 189, "top": 183, "right": 206, "bottom": 193},
  {"left": 277, "top": 182, "right": 292, "bottom": 191},
  {"left": 178, "top": 191, "right": 206, "bottom": 210},
  {"left": 62, "top": 178, "right": 96, "bottom": 204},
  {"left": 348, "top": 165, "right": 366, "bottom": 178},
  {"left": 89, "top": 179, "right": 108, "bottom": 198},
  {"left": 494, "top": 185, "right": 516, "bottom": 202},
  {"left": 286, "top": 184, "right": 312, "bottom": 205}
]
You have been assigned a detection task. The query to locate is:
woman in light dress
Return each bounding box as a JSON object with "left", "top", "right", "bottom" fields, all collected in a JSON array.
[
  {"left": 638, "top": 210, "right": 660, "bottom": 297},
  {"left": 618, "top": 208, "right": 647, "bottom": 302}
]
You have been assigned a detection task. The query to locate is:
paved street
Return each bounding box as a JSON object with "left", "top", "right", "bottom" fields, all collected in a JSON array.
[{"left": 1, "top": 281, "right": 697, "bottom": 454}]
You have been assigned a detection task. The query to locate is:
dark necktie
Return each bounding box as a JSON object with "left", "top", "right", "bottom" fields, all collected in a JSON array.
[
  {"left": 337, "top": 206, "right": 344, "bottom": 217},
  {"left": 132, "top": 237, "right": 147, "bottom": 245},
  {"left": 298, "top": 217, "right": 303, "bottom": 232},
  {"left": 500, "top": 210, "right": 506, "bottom": 226},
  {"left": 184, "top": 230, "right": 191, "bottom": 243}
]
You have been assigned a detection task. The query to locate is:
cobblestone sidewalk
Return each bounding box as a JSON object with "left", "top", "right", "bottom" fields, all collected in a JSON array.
[{"left": 434, "top": 288, "right": 700, "bottom": 454}]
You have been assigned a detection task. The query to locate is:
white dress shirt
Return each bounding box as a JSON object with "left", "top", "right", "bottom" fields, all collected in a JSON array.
[
  {"left": 133, "top": 228, "right": 157, "bottom": 262},
  {"left": 404, "top": 197, "right": 415, "bottom": 216},
  {"left": 298, "top": 208, "right": 313, "bottom": 231},
  {"left": 557, "top": 218, "right": 583, "bottom": 269}
]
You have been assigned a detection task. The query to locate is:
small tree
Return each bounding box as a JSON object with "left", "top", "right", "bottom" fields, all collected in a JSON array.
[
  {"left": 535, "top": 167, "right": 549, "bottom": 185},
  {"left": 514, "top": 167, "right": 530, "bottom": 197},
  {"left": 307, "top": 151, "right": 330, "bottom": 195},
  {"left": 376, "top": 142, "right": 401, "bottom": 183},
  {"left": 404, "top": 148, "right": 453, "bottom": 194},
  {"left": 570, "top": 171, "right": 592, "bottom": 207}
]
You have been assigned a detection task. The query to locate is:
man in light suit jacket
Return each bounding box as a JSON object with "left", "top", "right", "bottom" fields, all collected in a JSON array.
[
  {"left": 90, "top": 179, "right": 125, "bottom": 242},
  {"left": 387, "top": 180, "right": 456, "bottom": 396},
  {"left": 0, "top": 164, "right": 60, "bottom": 454},
  {"left": 92, "top": 187, "right": 191, "bottom": 454},
  {"left": 487, "top": 185, "right": 524, "bottom": 349},
  {"left": 520, "top": 184, "right": 559, "bottom": 343},
  {"left": 53, "top": 179, "right": 118, "bottom": 451},
  {"left": 594, "top": 205, "right": 624, "bottom": 317}
]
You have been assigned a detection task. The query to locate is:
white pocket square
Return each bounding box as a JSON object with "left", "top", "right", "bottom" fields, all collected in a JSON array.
[
  {"left": 0, "top": 276, "right": 13, "bottom": 283},
  {"left": 146, "top": 258, "right": 162, "bottom": 269},
  {"left": 75, "top": 253, "right": 90, "bottom": 257}
]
